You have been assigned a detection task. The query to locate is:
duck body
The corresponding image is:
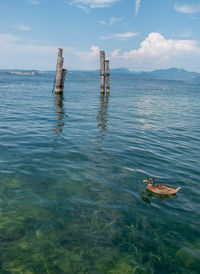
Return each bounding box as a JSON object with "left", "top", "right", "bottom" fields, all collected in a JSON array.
[
  {"left": 143, "top": 177, "right": 181, "bottom": 195},
  {"left": 146, "top": 183, "right": 181, "bottom": 195}
]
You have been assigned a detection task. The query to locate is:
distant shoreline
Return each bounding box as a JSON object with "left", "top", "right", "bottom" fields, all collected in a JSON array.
[
  {"left": 10, "top": 71, "right": 37, "bottom": 76},
  {"left": 0, "top": 68, "right": 200, "bottom": 83}
]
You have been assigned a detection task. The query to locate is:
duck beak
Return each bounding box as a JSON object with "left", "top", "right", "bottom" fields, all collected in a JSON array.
[{"left": 142, "top": 180, "right": 148, "bottom": 182}]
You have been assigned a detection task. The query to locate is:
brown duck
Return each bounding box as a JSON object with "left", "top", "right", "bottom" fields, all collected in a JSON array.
[{"left": 142, "top": 177, "right": 181, "bottom": 195}]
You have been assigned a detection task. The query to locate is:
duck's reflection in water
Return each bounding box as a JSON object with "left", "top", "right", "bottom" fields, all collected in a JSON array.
[
  {"left": 52, "top": 94, "right": 65, "bottom": 135},
  {"left": 141, "top": 190, "right": 177, "bottom": 204},
  {"left": 96, "top": 93, "right": 109, "bottom": 141}
]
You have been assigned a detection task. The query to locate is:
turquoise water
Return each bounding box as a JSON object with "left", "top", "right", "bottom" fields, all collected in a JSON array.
[{"left": 0, "top": 72, "right": 200, "bottom": 273}]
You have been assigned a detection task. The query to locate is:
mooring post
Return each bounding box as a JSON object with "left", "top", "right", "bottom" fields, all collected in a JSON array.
[
  {"left": 100, "top": 51, "right": 105, "bottom": 93},
  {"left": 105, "top": 60, "right": 110, "bottom": 93},
  {"left": 55, "top": 48, "right": 66, "bottom": 94},
  {"left": 61, "top": 69, "right": 67, "bottom": 90}
]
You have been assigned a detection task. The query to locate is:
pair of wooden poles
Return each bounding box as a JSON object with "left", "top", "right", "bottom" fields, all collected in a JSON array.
[
  {"left": 100, "top": 51, "right": 110, "bottom": 93},
  {"left": 54, "top": 49, "right": 110, "bottom": 94}
]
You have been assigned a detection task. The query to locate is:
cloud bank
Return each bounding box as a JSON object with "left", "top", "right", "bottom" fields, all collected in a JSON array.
[
  {"left": 0, "top": 32, "right": 200, "bottom": 71},
  {"left": 110, "top": 32, "right": 200, "bottom": 71},
  {"left": 0, "top": 34, "right": 99, "bottom": 70}
]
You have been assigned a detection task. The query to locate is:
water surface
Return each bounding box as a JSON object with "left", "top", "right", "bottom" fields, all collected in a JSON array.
[{"left": 0, "top": 72, "right": 200, "bottom": 273}]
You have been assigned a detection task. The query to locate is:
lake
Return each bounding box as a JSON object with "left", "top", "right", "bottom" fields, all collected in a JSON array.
[{"left": 0, "top": 71, "right": 200, "bottom": 273}]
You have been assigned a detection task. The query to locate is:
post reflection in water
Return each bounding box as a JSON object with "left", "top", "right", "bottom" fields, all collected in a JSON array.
[
  {"left": 96, "top": 93, "right": 109, "bottom": 141},
  {"left": 52, "top": 94, "right": 65, "bottom": 135}
]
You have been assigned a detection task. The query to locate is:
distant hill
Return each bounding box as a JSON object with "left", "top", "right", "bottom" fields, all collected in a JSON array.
[
  {"left": 0, "top": 68, "right": 200, "bottom": 82},
  {"left": 110, "top": 67, "right": 200, "bottom": 81},
  {"left": 110, "top": 68, "right": 131, "bottom": 74},
  {"left": 134, "top": 68, "right": 199, "bottom": 81}
]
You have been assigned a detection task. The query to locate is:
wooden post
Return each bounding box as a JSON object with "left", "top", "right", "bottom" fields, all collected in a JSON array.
[
  {"left": 54, "top": 94, "right": 65, "bottom": 134},
  {"left": 105, "top": 60, "right": 110, "bottom": 93},
  {"left": 100, "top": 51, "right": 105, "bottom": 93},
  {"left": 55, "top": 48, "right": 66, "bottom": 94},
  {"left": 97, "top": 93, "right": 109, "bottom": 137},
  {"left": 61, "top": 69, "right": 67, "bottom": 90}
]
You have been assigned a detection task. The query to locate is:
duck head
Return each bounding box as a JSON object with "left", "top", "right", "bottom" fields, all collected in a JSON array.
[{"left": 143, "top": 177, "right": 154, "bottom": 185}]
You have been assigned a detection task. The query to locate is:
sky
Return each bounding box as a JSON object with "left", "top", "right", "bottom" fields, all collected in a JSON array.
[{"left": 0, "top": 0, "right": 200, "bottom": 71}]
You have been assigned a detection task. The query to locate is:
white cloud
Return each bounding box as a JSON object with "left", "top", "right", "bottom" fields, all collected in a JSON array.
[
  {"left": 174, "top": 4, "right": 200, "bottom": 14},
  {"left": 98, "top": 20, "right": 106, "bottom": 25},
  {"left": 109, "top": 16, "right": 124, "bottom": 25},
  {"left": 29, "top": 1, "right": 39, "bottom": 4},
  {"left": 101, "top": 32, "right": 139, "bottom": 40},
  {"left": 135, "top": 0, "right": 141, "bottom": 16},
  {"left": 109, "top": 32, "right": 200, "bottom": 71},
  {"left": 70, "top": 0, "right": 119, "bottom": 11},
  {"left": 14, "top": 24, "right": 31, "bottom": 31},
  {"left": 98, "top": 16, "right": 123, "bottom": 26},
  {"left": 72, "top": 46, "right": 99, "bottom": 61}
]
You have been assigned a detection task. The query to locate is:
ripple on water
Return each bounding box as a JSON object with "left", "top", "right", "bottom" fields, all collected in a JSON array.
[{"left": 0, "top": 73, "right": 200, "bottom": 273}]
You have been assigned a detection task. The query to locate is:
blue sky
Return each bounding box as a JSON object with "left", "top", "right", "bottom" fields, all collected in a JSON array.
[{"left": 0, "top": 0, "right": 200, "bottom": 71}]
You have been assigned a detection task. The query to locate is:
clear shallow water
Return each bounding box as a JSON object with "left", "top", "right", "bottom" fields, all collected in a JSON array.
[{"left": 0, "top": 72, "right": 200, "bottom": 273}]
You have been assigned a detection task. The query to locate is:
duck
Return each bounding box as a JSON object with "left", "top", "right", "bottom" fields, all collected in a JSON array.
[{"left": 142, "top": 177, "right": 181, "bottom": 195}]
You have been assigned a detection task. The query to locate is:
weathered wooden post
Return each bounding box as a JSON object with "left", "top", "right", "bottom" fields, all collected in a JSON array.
[
  {"left": 97, "top": 93, "right": 109, "bottom": 137},
  {"left": 100, "top": 51, "right": 105, "bottom": 93},
  {"left": 53, "top": 94, "right": 65, "bottom": 134},
  {"left": 55, "top": 48, "right": 66, "bottom": 94},
  {"left": 105, "top": 60, "right": 110, "bottom": 93},
  {"left": 61, "top": 69, "right": 67, "bottom": 90}
]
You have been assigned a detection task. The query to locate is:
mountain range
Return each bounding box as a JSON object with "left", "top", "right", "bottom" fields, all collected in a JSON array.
[
  {"left": 0, "top": 68, "right": 200, "bottom": 83},
  {"left": 110, "top": 67, "right": 200, "bottom": 82}
]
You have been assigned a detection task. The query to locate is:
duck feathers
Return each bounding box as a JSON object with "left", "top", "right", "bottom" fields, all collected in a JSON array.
[{"left": 147, "top": 184, "right": 181, "bottom": 195}]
